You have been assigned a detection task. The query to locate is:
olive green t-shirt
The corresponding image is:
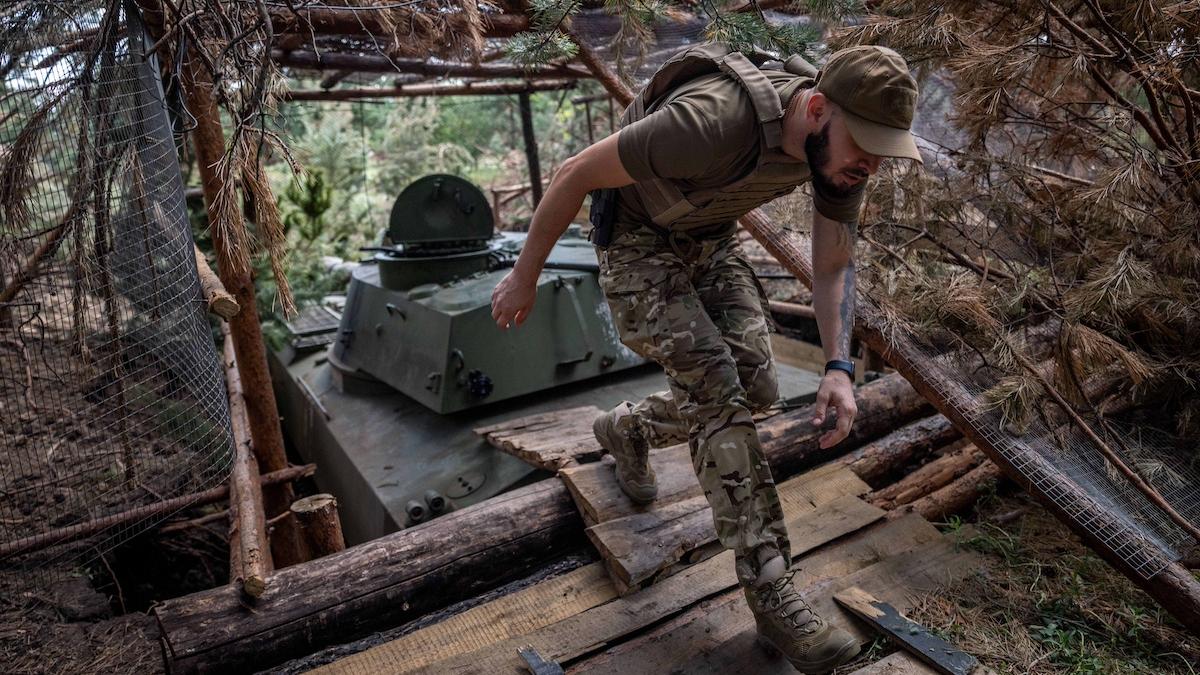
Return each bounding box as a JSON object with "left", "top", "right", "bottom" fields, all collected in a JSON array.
[{"left": 616, "top": 69, "right": 866, "bottom": 224}]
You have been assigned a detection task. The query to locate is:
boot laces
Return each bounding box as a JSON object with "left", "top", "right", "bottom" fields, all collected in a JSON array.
[
  {"left": 762, "top": 570, "right": 820, "bottom": 633},
  {"left": 616, "top": 424, "right": 651, "bottom": 474}
]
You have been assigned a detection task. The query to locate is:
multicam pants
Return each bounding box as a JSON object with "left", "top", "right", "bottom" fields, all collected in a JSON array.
[{"left": 597, "top": 221, "right": 791, "bottom": 586}]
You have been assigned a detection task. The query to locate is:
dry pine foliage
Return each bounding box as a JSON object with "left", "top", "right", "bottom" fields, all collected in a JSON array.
[{"left": 831, "top": 0, "right": 1200, "bottom": 451}]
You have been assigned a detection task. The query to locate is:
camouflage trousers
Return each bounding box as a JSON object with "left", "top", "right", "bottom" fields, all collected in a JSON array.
[{"left": 597, "top": 221, "right": 791, "bottom": 586}]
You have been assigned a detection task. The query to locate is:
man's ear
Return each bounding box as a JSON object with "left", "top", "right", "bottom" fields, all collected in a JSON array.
[{"left": 804, "top": 91, "right": 828, "bottom": 125}]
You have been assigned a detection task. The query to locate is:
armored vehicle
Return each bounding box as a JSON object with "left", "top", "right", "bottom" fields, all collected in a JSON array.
[{"left": 270, "top": 175, "right": 823, "bottom": 544}]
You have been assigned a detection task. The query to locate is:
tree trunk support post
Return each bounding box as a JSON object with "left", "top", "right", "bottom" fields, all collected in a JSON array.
[
  {"left": 518, "top": 91, "right": 543, "bottom": 208},
  {"left": 182, "top": 57, "right": 304, "bottom": 568},
  {"left": 223, "top": 328, "right": 273, "bottom": 597},
  {"left": 290, "top": 494, "right": 346, "bottom": 559}
]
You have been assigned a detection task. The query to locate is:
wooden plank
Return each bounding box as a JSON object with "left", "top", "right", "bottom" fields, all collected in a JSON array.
[
  {"left": 588, "top": 491, "right": 883, "bottom": 595},
  {"left": 420, "top": 513, "right": 942, "bottom": 675},
  {"left": 475, "top": 406, "right": 606, "bottom": 471},
  {"left": 579, "top": 462, "right": 871, "bottom": 594},
  {"left": 312, "top": 563, "right": 616, "bottom": 675},
  {"left": 784, "top": 495, "right": 885, "bottom": 554},
  {"left": 847, "top": 651, "right": 939, "bottom": 675},
  {"left": 570, "top": 534, "right": 980, "bottom": 675},
  {"left": 560, "top": 444, "right": 700, "bottom": 526},
  {"left": 414, "top": 550, "right": 739, "bottom": 674},
  {"left": 834, "top": 587, "right": 978, "bottom": 675},
  {"left": 586, "top": 495, "right": 713, "bottom": 594}
]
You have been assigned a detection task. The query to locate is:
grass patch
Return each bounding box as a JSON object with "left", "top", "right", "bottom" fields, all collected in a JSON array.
[{"left": 907, "top": 495, "right": 1198, "bottom": 674}]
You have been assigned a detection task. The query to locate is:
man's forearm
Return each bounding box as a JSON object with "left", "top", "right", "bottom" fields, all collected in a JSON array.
[
  {"left": 810, "top": 213, "right": 858, "bottom": 364},
  {"left": 512, "top": 182, "right": 587, "bottom": 281},
  {"left": 812, "top": 261, "right": 856, "bottom": 363}
]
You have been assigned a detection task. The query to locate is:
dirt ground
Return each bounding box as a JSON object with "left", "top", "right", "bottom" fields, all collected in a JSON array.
[{"left": 0, "top": 297, "right": 230, "bottom": 675}]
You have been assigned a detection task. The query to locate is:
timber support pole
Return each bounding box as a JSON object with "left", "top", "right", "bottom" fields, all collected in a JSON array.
[
  {"left": 290, "top": 494, "right": 346, "bottom": 559},
  {"left": 518, "top": 91, "right": 543, "bottom": 207},
  {"left": 284, "top": 78, "right": 576, "bottom": 102},
  {"left": 182, "top": 57, "right": 304, "bottom": 568},
  {"left": 223, "top": 328, "right": 272, "bottom": 597}
]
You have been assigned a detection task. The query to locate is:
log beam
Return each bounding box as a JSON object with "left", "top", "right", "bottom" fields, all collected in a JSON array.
[
  {"left": 193, "top": 244, "right": 239, "bottom": 319},
  {"left": 768, "top": 300, "right": 816, "bottom": 320},
  {"left": 283, "top": 79, "right": 576, "bottom": 102},
  {"left": 518, "top": 91, "right": 543, "bottom": 207},
  {"left": 265, "top": 8, "right": 530, "bottom": 40},
  {"left": 569, "top": 32, "right": 634, "bottom": 106},
  {"left": 223, "top": 329, "right": 273, "bottom": 597},
  {"left": 833, "top": 415, "right": 961, "bottom": 485},
  {"left": 273, "top": 49, "right": 592, "bottom": 79},
  {"left": 869, "top": 440, "right": 984, "bottom": 511},
  {"left": 155, "top": 479, "right": 584, "bottom": 674},
  {"left": 901, "top": 461, "right": 1005, "bottom": 523},
  {"left": 290, "top": 494, "right": 346, "bottom": 559}
]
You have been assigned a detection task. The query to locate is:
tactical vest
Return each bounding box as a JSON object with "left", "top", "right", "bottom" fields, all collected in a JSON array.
[{"left": 620, "top": 44, "right": 820, "bottom": 232}]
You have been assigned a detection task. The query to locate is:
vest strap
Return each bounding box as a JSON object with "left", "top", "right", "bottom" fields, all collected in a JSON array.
[{"left": 717, "top": 52, "right": 784, "bottom": 150}]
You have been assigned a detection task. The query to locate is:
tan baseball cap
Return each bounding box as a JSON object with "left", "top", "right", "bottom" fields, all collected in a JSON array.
[{"left": 815, "top": 45, "right": 922, "bottom": 163}]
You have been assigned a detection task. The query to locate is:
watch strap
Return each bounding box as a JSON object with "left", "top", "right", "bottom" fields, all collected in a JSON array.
[{"left": 824, "top": 359, "right": 855, "bottom": 380}]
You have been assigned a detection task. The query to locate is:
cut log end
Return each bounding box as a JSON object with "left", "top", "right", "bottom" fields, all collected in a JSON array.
[
  {"left": 209, "top": 294, "right": 241, "bottom": 320},
  {"left": 290, "top": 493, "right": 346, "bottom": 559},
  {"left": 241, "top": 575, "right": 267, "bottom": 599}
]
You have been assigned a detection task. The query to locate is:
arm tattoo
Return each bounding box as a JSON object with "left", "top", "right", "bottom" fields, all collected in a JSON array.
[{"left": 835, "top": 222, "right": 857, "bottom": 361}]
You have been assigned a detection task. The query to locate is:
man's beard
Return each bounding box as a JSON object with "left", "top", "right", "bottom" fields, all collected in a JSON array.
[{"left": 804, "top": 120, "right": 858, "bottom": 200}]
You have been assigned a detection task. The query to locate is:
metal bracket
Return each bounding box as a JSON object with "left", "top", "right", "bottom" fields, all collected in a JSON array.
[{"left": 517, "top": 646, "right": 564, "bottom": 675}]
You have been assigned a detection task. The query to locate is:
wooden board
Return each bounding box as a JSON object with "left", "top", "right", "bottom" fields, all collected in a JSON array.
[
  {"left": 835, "top": 587, "right": 979, "bottom": 675},
  {"left": 569, "top": 534, "right": 980, "bottom": 674},
  {"left": 589, "top": 492, "right": 884, "bottom": 595},
  {"left": 570, "top": 455, "right": 873, "bottom": 594},
  {"left": 475, "top": 406, "right": 606, "bottom": 471},
  {"left": 848, "top": 651, "right": 940, "bottom": 675},
  {"left": 560, "top": 444, "right": 701, "bottom": 526},
  {"left": 414, "top": 513, "right": 941, "bottom": 675},
  {"left": 311, "top": 563, "right": 615, "bottom": 675}
]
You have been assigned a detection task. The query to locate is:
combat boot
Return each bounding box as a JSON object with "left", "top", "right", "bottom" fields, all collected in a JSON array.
[
  {"left": 746, "top": 569, "right": 860, "bottom": 674},
  {"left": 592, "top": 403, "right": 657, "bottom": 504}
]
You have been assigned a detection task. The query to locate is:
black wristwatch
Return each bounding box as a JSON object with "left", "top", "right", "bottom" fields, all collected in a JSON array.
[{"left": 824, "top": 359, "right": 855, "bottom": 381}]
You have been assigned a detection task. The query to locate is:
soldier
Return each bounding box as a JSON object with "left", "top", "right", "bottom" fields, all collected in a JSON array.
[{"left": 491, "top": 44, "right": 921, "bottom": 674}]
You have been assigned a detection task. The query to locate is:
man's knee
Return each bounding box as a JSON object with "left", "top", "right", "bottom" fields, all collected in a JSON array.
[{"left": 744, "top": 369, "right": 778, "bottom": 413}]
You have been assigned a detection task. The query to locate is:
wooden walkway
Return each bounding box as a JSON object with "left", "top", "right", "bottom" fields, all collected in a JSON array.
[{"left": 312, "top": 408, "right": 979, "bottom": 675}]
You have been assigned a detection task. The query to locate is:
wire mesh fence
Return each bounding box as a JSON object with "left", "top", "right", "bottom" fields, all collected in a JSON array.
[{"left": 0, "top": 1, "right": 232, "bottom": 586}]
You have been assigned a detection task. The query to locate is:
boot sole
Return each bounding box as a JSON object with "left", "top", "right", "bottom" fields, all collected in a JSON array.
[
  {"left": 593, "top": 414, "right": 657, "bottom": 505},
  {"left": 756, "top": 633, "right": 861, "bottom": 674}
]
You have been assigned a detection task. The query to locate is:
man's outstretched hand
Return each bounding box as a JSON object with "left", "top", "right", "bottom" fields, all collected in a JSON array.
[
  {"left": 491, "top": 268, "right": 537, "bottom": 329},
  {"left": 811, "top": 371, "right": 857, "bottom": 449}
]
